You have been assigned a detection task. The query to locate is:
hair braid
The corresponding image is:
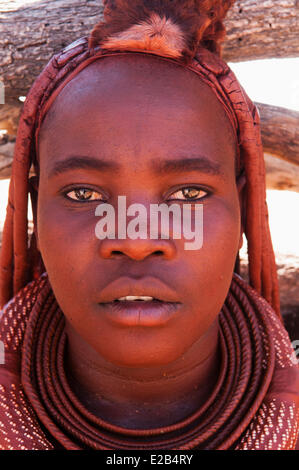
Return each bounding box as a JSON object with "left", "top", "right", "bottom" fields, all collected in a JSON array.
[{"left": 89, "top": 0, "right": 235, "bottom": 62}]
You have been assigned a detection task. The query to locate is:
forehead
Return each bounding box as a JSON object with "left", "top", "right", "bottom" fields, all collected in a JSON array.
[{"left": 38, "top": 54, "right": 236, "bottom": 174}]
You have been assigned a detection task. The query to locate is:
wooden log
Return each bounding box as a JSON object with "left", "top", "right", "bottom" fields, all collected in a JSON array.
[
  {"left": 264, "top": 153, "right": 299, "bottom": 192},
  {"left": 0, "top": 0, "right": 298, "bottom": 105},
  {"left": 0, "top": 103, "right": 22, "bottom": 136},
  {"left": 257, "top": 103, "right": 299, "bottom": 167},
  {"left": 0, "top": 142, "right": 14, "bottom": 179},
  {"left": 223, "top": 0, "right": 299, "bottom": 62}
]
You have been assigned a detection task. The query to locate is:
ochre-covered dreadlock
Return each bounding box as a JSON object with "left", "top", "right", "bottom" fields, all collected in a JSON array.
[
  {"left": 0, "top": 0, "right": 281, "bottom": 319},
  {"left": 89, "top": 0, "right": 235, "bottom": 61}
]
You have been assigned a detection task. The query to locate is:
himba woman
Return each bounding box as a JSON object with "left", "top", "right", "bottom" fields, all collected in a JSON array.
[{"left": 0, "top": 0, "right": 298, "bottom": 450}]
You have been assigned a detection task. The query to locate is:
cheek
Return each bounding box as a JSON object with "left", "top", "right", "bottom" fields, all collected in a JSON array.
[
  {"left": 37, "top": 202, "right": 103, "bottom": 337},
  {"left": 37, "top": 196, "right": 99, "bottom": 296},
  {"left": 202, "top": 199, "right": 240, "bottom": 272},
  {"left": 176, "top": 195, "right": 241, "bottom": 330}
]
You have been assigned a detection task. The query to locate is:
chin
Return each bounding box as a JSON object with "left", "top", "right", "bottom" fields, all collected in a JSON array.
[{"left": 98, "top": 340, "right": 186, "bottom": 369}]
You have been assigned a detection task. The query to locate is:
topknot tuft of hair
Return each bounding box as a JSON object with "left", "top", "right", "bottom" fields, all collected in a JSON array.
[{"left": 88, "top": 0, "right": 235, "bottom": 62}]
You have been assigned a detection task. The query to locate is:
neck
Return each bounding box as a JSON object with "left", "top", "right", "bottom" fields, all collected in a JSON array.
[{"left": 65, "top": 319, "right": 221, "bottom": 429}]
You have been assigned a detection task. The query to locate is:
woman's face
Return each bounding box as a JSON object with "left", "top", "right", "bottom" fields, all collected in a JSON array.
[{"left": 37, "top": 54, "right": 243, "bottom": 368}]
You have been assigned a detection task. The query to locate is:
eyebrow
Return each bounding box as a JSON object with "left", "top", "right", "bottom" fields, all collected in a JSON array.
[
  {"left": 48, "top": 154, "right": 223, "bottom": 178},
  {"left": 152, "top": 157, "right": 223, "bottom": 176},
  {"left": 48, "top": 156, "right": 120, "bottom": 178}
]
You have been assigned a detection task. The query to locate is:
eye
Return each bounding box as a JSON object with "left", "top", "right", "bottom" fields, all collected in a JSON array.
[
  {"left": 168, "top": 187, "right": 208, "bottom": 201},
  {"left": 65, "top": 188, "right": 105, "bottom": 202}
]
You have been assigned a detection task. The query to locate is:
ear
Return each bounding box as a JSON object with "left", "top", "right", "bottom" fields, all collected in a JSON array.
[
  {"left": 28, "top": 175, "right": 40, "bottom": 251},
  {"left": 236, "top": 173, "right": 246, "bottom": 251}
]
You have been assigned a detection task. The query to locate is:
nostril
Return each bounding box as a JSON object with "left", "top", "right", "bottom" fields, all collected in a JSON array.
[
  {"left": 99, "top": 240, "right": 176, "bottom": 260},
  {"left": 111, "top": 249, "right": 164, "bottom": 257},
  {"left": 111, "top": 251, "right": 123, "bottom": 256}
]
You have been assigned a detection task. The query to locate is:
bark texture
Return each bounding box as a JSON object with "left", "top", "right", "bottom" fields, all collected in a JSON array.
[
  {"left": 0, "top": 0, "right": 298, "bottom": 104},
  {"left": 264, "top": 153, "right": 299, "bottom": 192},
  {"left": 223, "top": 0, "right": 299, "bottom": 62},
  {"left": 0, "top": 102, "right": 22, "bottom": 135},
  {"left": 257, "top": 103, "right": 299, "bottom": 167}
]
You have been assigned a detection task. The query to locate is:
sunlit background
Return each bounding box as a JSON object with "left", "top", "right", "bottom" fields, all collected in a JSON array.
[
  {"left": 229, "top": 58, "right": 299, "bottom": 259},
  {"left": 229, "top": 58, "right": 299, "bottom": 112}
]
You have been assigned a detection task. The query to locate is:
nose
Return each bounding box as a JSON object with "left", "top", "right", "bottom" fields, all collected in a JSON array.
[{"left": 98, "top": 238, "right": 177, "bottom": 261}]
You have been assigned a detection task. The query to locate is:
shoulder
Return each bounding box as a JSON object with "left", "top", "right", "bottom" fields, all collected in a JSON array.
[
  {"left": 232, "top": 275, "right": 299, "bottom": 449},
  {"left": 0, "top": 274, "right": 56, "bottom": 450},
  {"left": 0, "top": 274, "right": 48, "bottom": 355}
]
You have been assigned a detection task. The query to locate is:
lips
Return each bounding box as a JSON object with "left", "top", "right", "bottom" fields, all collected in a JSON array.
[
  {"left": 98, "top": 276, "right": 180, "bottom": 303},
  {"left": 97, "top": 277, "right": 181, "bottom": 327}
]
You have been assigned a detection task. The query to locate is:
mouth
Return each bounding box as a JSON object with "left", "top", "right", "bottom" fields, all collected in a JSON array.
[
  {"left": 116, "top": 295, "right": 158, "bottom": 302},
  {"left": 114, "top": 295, "right": 172, "bottom": 304},
  {"left": 97, "top": 278, "right": 181, "bottom": 327}
]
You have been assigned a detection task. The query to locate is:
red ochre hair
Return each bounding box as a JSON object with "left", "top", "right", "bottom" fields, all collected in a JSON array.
[
  {"left": 0, "top": 0, "right": 282, "bottom": 319},
  {"left": 89, "top": 0, "right": 235, "bottom": 61}
]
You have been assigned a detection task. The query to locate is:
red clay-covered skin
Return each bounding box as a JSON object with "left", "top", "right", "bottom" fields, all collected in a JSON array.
[{"left": 36, "top": 54, "right": 245, "bottom": 428}]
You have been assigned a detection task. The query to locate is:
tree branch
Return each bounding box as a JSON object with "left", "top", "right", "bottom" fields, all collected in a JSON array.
[{"left": 257, "top": 103, "right": 299, "bottom": 167}]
